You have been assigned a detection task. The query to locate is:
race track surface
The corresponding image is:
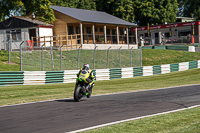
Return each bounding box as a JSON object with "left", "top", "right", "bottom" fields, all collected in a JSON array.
[{"left": 0, "top": 84, "right": 200, "bottom": 133}]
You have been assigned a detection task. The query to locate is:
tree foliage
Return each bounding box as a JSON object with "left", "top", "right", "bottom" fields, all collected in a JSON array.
[
  {"left": 95, "top": 0, "right": 178, "bottom": 26},
  {"left": 182, "top": 0, "right": 200, "bottom": 20},
  {"left": 50, "top": 0, "right": 96, "bottom": 10},
  {"left": 96, "top": 0, "right": 135, "bottom": 23},
  {"left": 0, "top": 0, "right": 55, "bottom": 23},
  {"left": 133, "top": 0, "right": 178, "bottom": 26},
  {"left": 177, "top": 0, "right": 186, "bottom": 16},
  {"left": 0, "top": 0, "right": 181, "bottom": 26}
]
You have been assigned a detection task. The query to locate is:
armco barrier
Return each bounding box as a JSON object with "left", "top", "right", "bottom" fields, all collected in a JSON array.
[
  {"left": 133, "top": 67, "right": 143, "bottom": 77},
  {"left": 153, "top": 46, "right": 166, "bottom": 49},
  {"left": 110, "top": 68, "right": 122, "bottom": 79},
  {"left": 46, "top": 71, "right": 64, "bottom": 84},
  {"left": 141, "top": 45, "right": 190, "bottom": 51},
  {"left": 24, "top": 71, "right": 45, "bottom": 85},
  {"left": 142, "top": 66, "right": 153, "bottom": 76},
  {"left": 153, "top": 65, "right": 162, "bottom": 75},
  {"left": 161, "top": 64, "right": 170, "bottom": 74},
  {"left": 0, "top": 60, "right": 200, "bottom": 86},
  {"left": 189, "top": 61, "right": 198, "bottom": 69},
  {"left": 170, "top": 63, "right": 179, "bottom": 72},
  {"left": 0, "top": 72, "right": 24, "bottom": 86},
  {"left": 166, "top": 45, "right": 189, "bottom": 51}
]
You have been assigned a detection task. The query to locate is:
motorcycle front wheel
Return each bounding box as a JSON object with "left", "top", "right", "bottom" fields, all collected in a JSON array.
[{"left": 74, "top": 86, "right": 83, "bottom": 102}]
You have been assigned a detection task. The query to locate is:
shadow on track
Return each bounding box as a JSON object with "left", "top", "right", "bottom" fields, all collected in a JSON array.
[
  {"left": 55, "top": 99, "right": 88, "bottom": 103},
  {"left": 55, "top": 99, "right": 75, "bottom": 103}
]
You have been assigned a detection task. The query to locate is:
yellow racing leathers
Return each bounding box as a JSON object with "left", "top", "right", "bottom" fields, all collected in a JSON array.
[{"left": 76, "top": 68, "right": 95, "bottom": 91}]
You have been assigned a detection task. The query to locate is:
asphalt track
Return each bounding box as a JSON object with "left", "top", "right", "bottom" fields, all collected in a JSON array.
[{"left": 0, "top": 84, "right": 200, "bottom": 133}]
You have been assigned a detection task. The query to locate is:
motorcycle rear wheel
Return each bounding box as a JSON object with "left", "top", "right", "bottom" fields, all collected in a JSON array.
[
  {"left": 86, "top": 89, "right": 92, "bottom": 98},
  {"left": 74, "top": 86, "right": 83, "bottom": 102}
]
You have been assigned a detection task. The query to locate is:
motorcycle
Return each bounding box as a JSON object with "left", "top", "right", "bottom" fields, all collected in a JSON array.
[{"left": 74, "top": 77, "right": 92, "bottom": 102}]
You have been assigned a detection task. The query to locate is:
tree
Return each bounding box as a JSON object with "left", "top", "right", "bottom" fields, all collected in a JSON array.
[
  {"left": 0, "top": 0, "right": 23, "bottom": 21},
  {"left": 183, "top": 0, "right": 200, "bottom": 20},
  {"left": 50, "top": 0, "right": 96, "bottom": 10},
  {"left": 133, "top": 0, "right": 178, "bottom": 26},
  {"left": 95, "top": 0, "right": 135, "bottom": 23},
  {"left": 0, "top": 0, "right": 55, "bottom": 24},
  {"left": 107, "top": 0, "right": 135, "bottom": 23},
  {"left": 177, "top": 0, "right": 186, "bottom": 16}
]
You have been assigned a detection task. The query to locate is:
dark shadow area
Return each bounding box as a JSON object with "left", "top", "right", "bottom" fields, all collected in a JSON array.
[
  {"left": 55, "top": 98, "right": 88, "bottom": 103},
  {"left": 55, "top": 99, "right": 75, "bottom": 103}
]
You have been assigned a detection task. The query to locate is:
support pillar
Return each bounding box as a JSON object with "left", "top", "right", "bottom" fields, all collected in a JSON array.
[
  {"left": 126, "top": 27, "right": 129, "bottom": 45},
  {"left": 117, "top": 26, "right": 119, "bottom": 44},
  {"left": 92, "top": 24, "right": 95, "bottom": 44},
  {"left": 80, "top": 23, "right": 83, "bottom": 45},
  {"left": 104, "top": 25, "right": 107, "bottom": 44},
  {"left": 135, "top": 27, "right": 138, "bottom": 45}
]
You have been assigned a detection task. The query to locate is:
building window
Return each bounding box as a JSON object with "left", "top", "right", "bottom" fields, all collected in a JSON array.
[
  {"left": 120, "top": 29, "right": 124, "bottom": 35},
  {"left": 6, "top": 30, "right": 21, "bottom": 42},
  {"left": 165, "top": 32, "right": 170, "bottom": 37},
  {"left": 86, "top": 27, "right": 91, "bottom": 34},
  {"left": 68, "top": 26, "right": 74, "bottom": 35},
  {"left": 76, "top": 27, "right": 80, "bottom": 34},
  {"left": 106, "top": 29, "right": 110, "bottom": 35},
  {"left": 95, "top": 28, "right": 98, "bottom": 32},
  {"left": 100, "top": 28, "right": 104, "bottom": 32},
  {"left": 178, "top": 30, "right": 191, "bottom": 36}
]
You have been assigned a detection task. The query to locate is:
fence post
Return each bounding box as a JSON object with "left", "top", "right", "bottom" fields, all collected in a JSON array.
[
  {"left": 77, "top": 45, "right": 82, "bottom": 69},
  {"left": 20, "top": 41, "right": 24, "bottom": 71},
  {"left": 107, "top": 46, "right": 111, "bottom": 69},
  {"left": 41, "top": 43, "right": 45, "bottom": 71},
  {"left": 119, "top": 46, "right": 122, "bottom": 68},
  {"left": 93, "top": 46, "right": 98, "bottom": 69},
  {"left": 60, "top": 44, "right": 64, "bottom": 70},
  {"left": 8, "top": 34, "right": 11, "bottom": 63},
  {"left": 130, "top": 47, "right": 133, "bottom": 67},
  {"left": 50, "top": 37, "right": 54, "bottom": 69},
  {"left": 140, "top": 46, "right": 142, "bottom": 67}
]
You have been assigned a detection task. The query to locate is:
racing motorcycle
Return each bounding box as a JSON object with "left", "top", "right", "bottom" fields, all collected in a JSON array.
[{"left": 74, "top": 77, "right": 92, "bottom": 102}]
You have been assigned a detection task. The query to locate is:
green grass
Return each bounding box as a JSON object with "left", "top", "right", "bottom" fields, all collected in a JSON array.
[
  {"left": 83, "top": 107, "right": 200, "bottom": 133},
  {"left": 0, "top": 68, "right": 200, "bottom": 106},
  {"left": 1, "top": 49, "right": 200, "bottom": 71},
  {"left": 142, "top": 49, "right": 200, "bottom": 66},
  {"left": 0, "top": 50, "right": 20, "bottom": 71}
]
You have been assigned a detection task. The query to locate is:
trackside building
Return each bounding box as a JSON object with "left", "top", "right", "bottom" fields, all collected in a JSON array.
[{"left": 131, "top": 21, "right": 200, "bottom": 45}]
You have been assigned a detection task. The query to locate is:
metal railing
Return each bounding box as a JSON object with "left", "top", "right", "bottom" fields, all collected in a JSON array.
[
  {"left": 20, "top": 45, "right": 141, "bottom": 71},
  {"left": 83, "top": 34, "right": 136, "bottom": 44}
]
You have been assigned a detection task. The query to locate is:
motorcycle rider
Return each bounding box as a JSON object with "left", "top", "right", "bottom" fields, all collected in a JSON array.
[{"left": 76, "top": 64, "right": 95, "bottom": 94}]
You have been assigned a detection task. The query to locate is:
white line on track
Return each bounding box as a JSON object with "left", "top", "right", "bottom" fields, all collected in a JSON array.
[
  {"left": 0, "top": 84, "right": 200, "bottom": 108},
  {"left": 67, "top": 105, "right": 200, "bottom": 133}
]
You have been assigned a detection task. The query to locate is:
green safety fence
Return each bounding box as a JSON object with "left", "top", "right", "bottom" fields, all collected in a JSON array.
[
  {"left": 153, "top": 46, "right": 166, "bottom": 49},
  {"left": 189, "top": 61, "right": 198, "bottom": 69},
  {"left": 0, "top": 72, "right": 24, "bottom": 86},
  {"left": 133, "top": 67, "right": 143, "bottom": 77},
  {"left": 153, "top": 65, "right": 161, "bottom": 75},
  {"left": 109, "top": 68, "right": 122, "bottom": 79},
  {"left": 166, "top": 45, "right": 189, "bottom": 51},
  {"left": 45, "top": 71, "right": 64, "bottom": 84},
  {"left": 170, "top": 63, "right": 179, "bottom": 72}
]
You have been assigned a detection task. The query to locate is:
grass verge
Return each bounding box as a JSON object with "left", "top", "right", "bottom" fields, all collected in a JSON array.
[
  {"left": 82, "top": 106, "right": 200, "bottom": 133},
  {"left": 0, "top": 68, "right": 200, "bottom": 106}
]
